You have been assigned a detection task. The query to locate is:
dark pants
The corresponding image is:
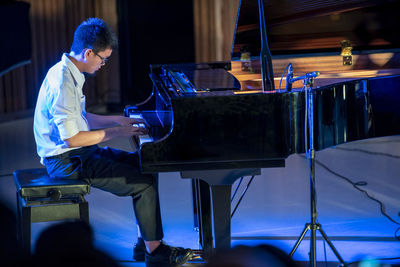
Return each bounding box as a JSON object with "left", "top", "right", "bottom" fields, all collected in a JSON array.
[{"left": 44, "top": 145, "right": 164, "bottom": 241}]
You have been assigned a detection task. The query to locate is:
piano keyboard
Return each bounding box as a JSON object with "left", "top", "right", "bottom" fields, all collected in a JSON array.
[{"left": 129, "top": 113, "right": 154, "bottom": 145}]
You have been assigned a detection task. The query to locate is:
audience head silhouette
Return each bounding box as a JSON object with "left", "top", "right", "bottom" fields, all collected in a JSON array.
[
  {"left": 33, "top": 220, "right": 120, "bottom": 267},
  {"left": 205, "top": 244, "right": 300, "bottom": 267},
  {"left": 0, "top": 201, "right": 18, "bottom": 266}
]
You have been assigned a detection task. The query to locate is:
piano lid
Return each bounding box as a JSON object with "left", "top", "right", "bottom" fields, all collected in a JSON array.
[{"left": 232, "top": 0, "right": 400, "bottom": 59}]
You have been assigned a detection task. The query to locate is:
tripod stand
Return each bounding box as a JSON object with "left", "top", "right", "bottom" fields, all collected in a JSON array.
[{"left": 289, "top": 76, "right": 346, "bottom": 267}]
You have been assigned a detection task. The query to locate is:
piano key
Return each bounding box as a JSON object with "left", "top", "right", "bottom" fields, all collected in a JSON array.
[{"left": 138, "top": 134, "right": 153, "bottom": 146}]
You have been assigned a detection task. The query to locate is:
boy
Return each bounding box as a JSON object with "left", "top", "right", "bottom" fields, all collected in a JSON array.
[{"left": 33, "top": 17, "right": 192, "bottom": 267}]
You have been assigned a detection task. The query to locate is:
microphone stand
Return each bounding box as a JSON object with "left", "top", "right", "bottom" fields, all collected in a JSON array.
[{"left": 289, "top": 75, "right": 346, "bottom": 267}]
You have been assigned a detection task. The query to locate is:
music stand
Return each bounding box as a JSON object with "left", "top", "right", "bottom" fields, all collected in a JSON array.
[{"left": 289, "top": 76, "right": 346, "bottom": 267}]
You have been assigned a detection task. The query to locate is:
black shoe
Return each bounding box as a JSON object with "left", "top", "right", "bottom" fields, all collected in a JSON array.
[
  {"left": 145, "top": 242, "right": 193, "bottom": 267},
  {"left": 133, "top": 237, "right": 146, "bottom": 261}
]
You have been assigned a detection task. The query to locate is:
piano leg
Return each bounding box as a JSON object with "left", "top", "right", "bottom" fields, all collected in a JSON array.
[
  {"left": 192, "top": 179, "right": 213, "bottom": 253},
  {"left": 182, "top": 169, "right": 261, "bottom": 253},
  {"left": 209, "top": 184, "right": 232, "bottom": 250}
]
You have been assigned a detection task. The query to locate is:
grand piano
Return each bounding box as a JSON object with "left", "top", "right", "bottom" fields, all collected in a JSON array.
[{"left": 124, "top": 0, "right": 400, "bottom": 255}]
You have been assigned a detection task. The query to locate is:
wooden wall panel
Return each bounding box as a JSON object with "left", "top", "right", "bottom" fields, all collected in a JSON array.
[
  {"left": 0, "top": 0, "right": 119, "bottom": 118},
  {"left": 193, "top": 0, "right": 240, "bottom": 62}
]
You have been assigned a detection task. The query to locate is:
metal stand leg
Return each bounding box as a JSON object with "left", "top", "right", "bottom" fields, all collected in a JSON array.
[
  {"left": 319, "top": 226, "right": 346, "bottom": 264},
  {"left": 290, "top": 224, "right": 311, "bottom": 257},
  {"left": 289, "top": 153, "right": 345, "bottom": 266}
]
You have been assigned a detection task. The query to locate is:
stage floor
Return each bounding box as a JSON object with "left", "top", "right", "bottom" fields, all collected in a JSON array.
[{"left": 1, "top": 117, "right": 399, "bottom": 266}]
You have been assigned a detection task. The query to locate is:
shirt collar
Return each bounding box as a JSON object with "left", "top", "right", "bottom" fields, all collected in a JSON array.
[{"left": 62, "top": 53, "right": 85, "bottom": 88}]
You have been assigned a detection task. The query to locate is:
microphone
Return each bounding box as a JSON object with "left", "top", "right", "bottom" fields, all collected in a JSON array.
[
  {"left": 286, "top": 63, "right": 293, "bottom": 91},
  {"left": 304, "top": 71, "right": 320, "bottom": 78},
  {"left": 288, "top": 71, "right": 320, "bottom": 85}
]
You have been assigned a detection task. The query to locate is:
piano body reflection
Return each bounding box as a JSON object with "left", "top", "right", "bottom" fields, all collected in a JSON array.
[{"left": 124, "top": 0, "right": 400, "bottom": 252}]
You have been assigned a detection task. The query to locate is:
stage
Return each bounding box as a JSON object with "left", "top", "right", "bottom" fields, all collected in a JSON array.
[{"left": 0, "top": 117, "right": 399, "bottom": 266}]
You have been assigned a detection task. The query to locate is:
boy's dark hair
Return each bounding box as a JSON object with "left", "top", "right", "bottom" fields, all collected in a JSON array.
[{"left": 70, "top": 17, "right": 118, "bottom": 54}]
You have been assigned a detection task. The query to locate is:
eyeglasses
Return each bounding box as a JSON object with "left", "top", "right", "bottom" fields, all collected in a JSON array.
[{"left": 93, "top": 52, "right": 109, "bottom": 65}]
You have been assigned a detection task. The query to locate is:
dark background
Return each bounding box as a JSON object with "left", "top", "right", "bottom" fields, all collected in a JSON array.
[
  {"left": 117, "top": 0, "right": 195, "bottom": 105},
  {"left": 0, "top": 2, "right": 31, "bottom": 76}
]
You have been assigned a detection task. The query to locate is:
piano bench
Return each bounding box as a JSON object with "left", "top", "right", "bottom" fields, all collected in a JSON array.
[{"left": 13, "top": 168, "right": 90, "bottom": 255}]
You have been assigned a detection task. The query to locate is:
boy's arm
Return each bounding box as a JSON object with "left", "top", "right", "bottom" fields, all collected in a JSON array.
[
  {"left": 64, "top": 125, "right": 148, "bottom": 148},
  {"left": 85, "top": 112, "right": 143, "bottom": 129}
]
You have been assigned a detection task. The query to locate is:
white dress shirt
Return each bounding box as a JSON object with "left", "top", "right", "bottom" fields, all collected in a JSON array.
[{"left": 34, "top": 53, "right": 90, "bottom": 163}]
